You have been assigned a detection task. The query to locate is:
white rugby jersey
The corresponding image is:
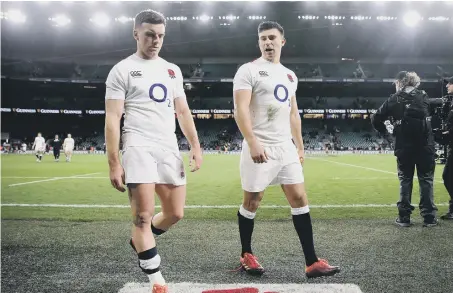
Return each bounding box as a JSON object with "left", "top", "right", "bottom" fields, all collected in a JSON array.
[
  {"left": 64, "top": 138, "right": 74, "bottom": 148},
  {"left": 105, "top": 54, "right": 186, "bottom": 152},
  {"left": 34, "top": 137, "right": 45, "bottom": 148},
  {"left": 233, "top": 57, "right": 298, "bottom": 146}
]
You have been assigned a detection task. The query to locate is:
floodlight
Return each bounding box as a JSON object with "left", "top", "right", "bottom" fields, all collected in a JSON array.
[
  {"left": 403, "top": 11, "right": 421, "bottom": 27},
  {"left": 5, "top": 10, "right": 26, "bottom": 23},
  {"left": 115, "top": 16, "right": 133, "bottom": 23},
  {"left": 49, "top": 14, "right": 71, "bottom": 27},
  {"left": 90, "top": 13, "right": 110, "bottom": 27}
]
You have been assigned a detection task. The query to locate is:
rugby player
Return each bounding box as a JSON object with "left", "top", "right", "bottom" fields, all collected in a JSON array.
[
  {"left": 233, "top": 21, "right": 340, "bottom": 279},
  {"left": 105, "top": 10, "right": 202, "bottom": 293},
  {"left": 32, "top": 132, "right": 46, "bottom": 162},
  {"left": 63, "top": 134, "right": 75, "bottom": 162}
]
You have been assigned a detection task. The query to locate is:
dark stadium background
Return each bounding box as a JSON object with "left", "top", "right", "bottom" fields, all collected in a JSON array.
[
  {"left": 1, "top": 2, "right": 453, "bottom": 293},
  {"left": 1, "top": 1, "right": 452, "bottom": 152}
]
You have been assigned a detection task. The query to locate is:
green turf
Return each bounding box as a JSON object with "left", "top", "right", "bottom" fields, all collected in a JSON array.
[{"left": 1, "top": 153, "right": 450, "bottom": 221}]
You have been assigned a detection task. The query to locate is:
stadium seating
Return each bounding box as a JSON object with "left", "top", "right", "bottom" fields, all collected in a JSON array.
[{"left": 3, "top": 60, "right": 453, "bottom": 80}]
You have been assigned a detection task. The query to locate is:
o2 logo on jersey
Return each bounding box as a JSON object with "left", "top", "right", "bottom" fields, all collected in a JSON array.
[
  {"left": 273, "top": 84, "right": 289, "bottom": 103},
  {"left": 149, "top": 83, "right": 167, "bottom": 103},
  {"left": 149, "top": 83, "right": 172, "bottom": 107}
]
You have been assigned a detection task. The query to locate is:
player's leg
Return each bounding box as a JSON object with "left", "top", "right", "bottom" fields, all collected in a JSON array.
[
  {"left": 152, "top": 184, "right": 185, "bottom": 235},
  {"left": 236, "top": 143, "right": 277, "bottom": 275},
  {"left": 237, "top": 190, "right": 265, "bottom": 275},
  {"left": 37, "top": 150, "right": 43, "bottom": 162},
  {"left": 128, "top": 184, "right": 166, "bottom": 288},
  {"left": 53, "top": 148, "right": 58, "bottom": 161},
  {"left": 281, "top": 180, "right": 340, "bottom": 278},
  {"left": 238, "top": 191, "right": 263, "bottom": 256},
  {"left": 35, "top": 150, "right": 40, "bottom": 162},
  {"left": 278, "top": 143, "right": 340, "bottom": 278},
  {"left": 123, "top": 147, "right": 167, "bottom": 290},
  {"left": 67, "top": 149, "right": 73, "bottom": 162},
  {"left": 146, "top": 149, "right": 187, "bottom": 235}
]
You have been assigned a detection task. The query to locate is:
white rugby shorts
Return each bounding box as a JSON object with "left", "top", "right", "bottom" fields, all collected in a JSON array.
[
  {"left": 121, "top": 146, "right": 186, "bottom": 186},
  {"left": 35, "top": 146, "right": 45, "bottom": 153},
  {"left": 64, "top": 147, "right": 74, "bottom": 153},
  {"left": 240, "top": 141, "right": 304, "bottom": 192}
]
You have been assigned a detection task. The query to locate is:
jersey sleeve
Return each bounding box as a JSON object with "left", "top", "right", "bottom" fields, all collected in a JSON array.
[
  {"left": 173, "top": 66, "right": 186, "bottom": 100},
  {"left": 233, "top": 63, "right": 253, "bottom": 91},
  {"left": 105, "top": 64, "right": 127, "bottom": 100}
]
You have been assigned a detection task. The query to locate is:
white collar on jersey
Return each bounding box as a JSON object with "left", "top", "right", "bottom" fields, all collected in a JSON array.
[{"left": 258, "top": 56, "right": 282, "bottom": 66}]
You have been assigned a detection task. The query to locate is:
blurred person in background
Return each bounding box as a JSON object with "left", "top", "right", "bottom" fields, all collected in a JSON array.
[
  {"left": 440, "top": 77, "right": 453, "bottom": 220},
  {"left": 372, "top": 71, "right": 438, "bottom": 227},
  {"left": 51, "top": 134, "right": 62, "bottom": 162},
  {"left": 63, "top": 134, "right": 75, "bottom": 162},
  {"left": 32, "top": 132, "right": 46, "bottom": 163}
]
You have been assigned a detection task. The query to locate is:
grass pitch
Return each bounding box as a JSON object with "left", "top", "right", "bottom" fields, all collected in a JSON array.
[
  {"left": 2, "top": 153, "right": 453, "bottom": 293},
  {"left": 1, "top": 153, "right": 450, "bottom": 221}
]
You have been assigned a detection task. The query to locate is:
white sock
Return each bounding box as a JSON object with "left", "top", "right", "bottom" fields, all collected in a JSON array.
[
  {"left": 147, "top": 271, "right": 166, "bottom": 287},
  {"left": 239, "top": 205, "right": 256, "bottom": 219},
  {"left": 291, "top": 206, "right": 310, "bottom": 215},
  {"left": 139, "top": 251, "right": 166, "bottom": 286}
]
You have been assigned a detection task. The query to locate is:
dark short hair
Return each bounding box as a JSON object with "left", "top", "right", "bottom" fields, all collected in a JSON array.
[
  {"left": 134, "top": 9, "right": 166, "bottom": 28},
  {"left": 258, "top": 21, "right": 284, "bottom": 36}
]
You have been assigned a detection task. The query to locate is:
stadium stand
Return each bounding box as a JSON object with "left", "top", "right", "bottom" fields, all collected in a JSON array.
[{"left": 3, "top": 61, "right": 453, "bottom": 80}]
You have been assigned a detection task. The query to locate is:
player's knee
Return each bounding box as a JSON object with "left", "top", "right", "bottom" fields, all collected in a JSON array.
[
  {"left": 247, "top": 201, "right": 260, "bottom": 211},
  {"left": 243, "top": 192, "right": 263, "bottom": 211},
  {"left": 133, "top": 211, "right": 153, "bottom": 228},
  {"left": 291, "top": 191, "right": 308, "bottom": 207},
  {"left": 162, "top": 208, "right": 184, "bottom": 223},
  {"left": 170, "top": 210, "right": 184, "bottom": 223}
]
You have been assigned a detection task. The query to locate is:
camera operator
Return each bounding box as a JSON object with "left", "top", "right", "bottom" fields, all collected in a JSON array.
[
  {"left": 371, "top": 71, "right": 438, "bottom": 227},
  {"left": 440, "top": 77, "right": 453, "bottom": 220}
]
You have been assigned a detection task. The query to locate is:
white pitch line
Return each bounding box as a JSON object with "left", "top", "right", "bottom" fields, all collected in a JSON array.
[
  {"left": 8, "top": 173, "right": 101, "bottom": 187},
  {"left": 3, "top": 176, "right": 109, "bottom": 179},
  {"left": 313, "top": 158, "right": 444, "bottom": 184},
  {"left": 1, "top": 203, "right": 449, "bottom": 208},
  {"left": 331, "top": 177, "right": 396, "bottom": 180},
  {"left": 119, "top": 282, "right": 364, "bottom": 293},
  {"left": 3, "top": 176, "right": 52, "bottom": 179}
]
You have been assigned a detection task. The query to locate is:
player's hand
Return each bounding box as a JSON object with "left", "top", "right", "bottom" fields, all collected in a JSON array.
[
  {"left": 297, "top": 148, "right": 305, "bottom": 164},
  {"left": 109, "top": 164, "right": 126, "bottom": 192},
  {"left": 249, "top": 139, "right": 268, "bottom": 164},
  {"left": 189, "top": 147, "right": 202, "bottom": 172}
]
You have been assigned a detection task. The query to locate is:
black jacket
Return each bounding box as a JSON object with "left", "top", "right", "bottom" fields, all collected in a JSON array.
[
  {"left": 52, "top": 139, "right": 62, "bottom": 150},
  {"left": 446, "top": 97, "right": 453, "bottom": 146},
  {"left": 371, "top": 87, "right": 434, "bottom": 154}
]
